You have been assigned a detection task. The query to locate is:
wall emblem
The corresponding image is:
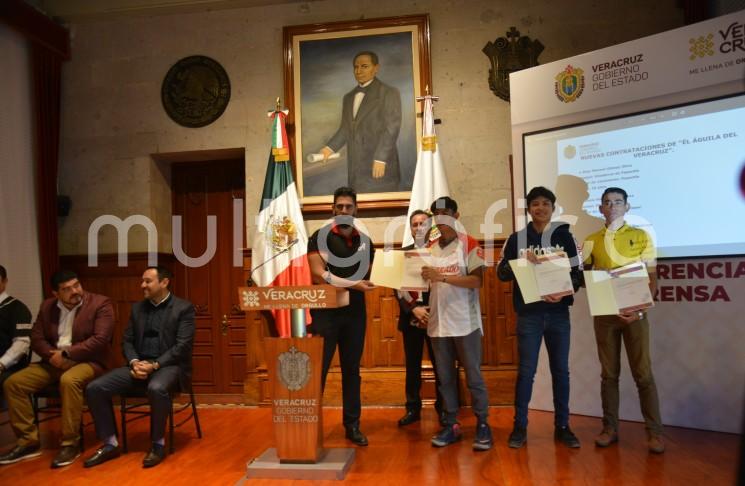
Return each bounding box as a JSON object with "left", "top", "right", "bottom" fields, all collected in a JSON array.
[
  {"left": 161, "top": 55, "right": 231, "bottom": 128},
  {"left": 277, "top": 346, "right": 311, "bottom": 391},
  {"left": 483, "top": 27, "right": 544, "bottom": 102},
  {"left": 555, "top": 65, "right": 585, "bottom": 103}
]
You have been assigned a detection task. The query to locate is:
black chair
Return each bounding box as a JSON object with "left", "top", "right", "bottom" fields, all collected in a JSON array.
[
  {"left": 119, "top": 383, "right": 202, "bottom": 453},
  {"left": 31, "top": 384, "right": 86, "bottom": 448}
]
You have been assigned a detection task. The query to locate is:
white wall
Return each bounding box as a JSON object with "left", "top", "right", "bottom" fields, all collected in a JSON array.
[{"left": 0, "top": 24, "right": 44, "bottom": 316}]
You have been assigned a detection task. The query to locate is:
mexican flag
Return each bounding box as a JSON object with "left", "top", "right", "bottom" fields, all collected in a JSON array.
[
  {"left": 250, "top": 108, "right": 312, "bottom": 337},
  {"left": 403, "top": 92, "right": 450, "bottom": 247}
]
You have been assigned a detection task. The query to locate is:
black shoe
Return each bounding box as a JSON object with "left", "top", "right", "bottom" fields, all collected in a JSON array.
[
  {"left": 473, "top": 422, "right": 494, "bottom": 451},
  {"left": 83, "top": 444, "right": 121, "bottom": 468},
  {"left": 508, "top": 426, "right": 527, "bottom": 449},
  {"left": 555, "top": 426, "right": 581, "bottom": 448},
  {"left": 51, "top": 445, "right": 81, "bottom": 468},
  {"left": 431, "top": 423, "right": 463, "bottom": 447},
  {"left": 345, "top": 427, "right": 369, "bottom": 446},
  {"left": 0, "top": 444, "right": 42, "bottom": 465},
  {"left": 142, "top": 444, "right": 166, "bottom": 468},
  {"left": 397, "top": 410, "right": 421, "bottom": 427}
]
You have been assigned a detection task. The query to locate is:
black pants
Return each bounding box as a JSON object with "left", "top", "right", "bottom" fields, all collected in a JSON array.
[
  {"left": 401, "top": 324, "right": 443, "bottom": 413},
  {"left": 85, "top": 366, "right": 180, "bottom": 443},
  {"left": 309, "top": 297, "right": 366, "bottom": 429}
]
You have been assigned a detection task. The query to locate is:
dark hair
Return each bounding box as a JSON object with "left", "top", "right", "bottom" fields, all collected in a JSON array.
[
  {"left": 409, "top": 209, "right": 429, "bottom": 224},
  {"left": 50, "top": 270, "right": 78, "bottom": 291},
  {"left": 0, "top": 265, "right": 6, "bottom": 280},
  {"left": 430, "top": 196, "right": 458, "bottom": 213},
  {"left": 146, "top": 266, "right": 173, "bottom": 284},
  {"left": 601, "top": 187, "right": 628, "bottom": 203},
  {"left": 526, "top": 186, "right": 556, "bottom": 206},
  {"left": 353, "top": 51, "right": 379, "bottom": 65},
  {"left": 333, "top": 186, "right": 357, "bottom": 205}
]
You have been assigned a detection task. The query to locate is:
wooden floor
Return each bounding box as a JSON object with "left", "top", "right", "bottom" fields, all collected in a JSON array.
[{"left": 0, "top": 406, "right": 739, "bottom": 485}]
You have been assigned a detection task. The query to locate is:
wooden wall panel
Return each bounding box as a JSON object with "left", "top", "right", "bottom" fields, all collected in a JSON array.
[
  {"left": 242, "top": 240, "right": 517, "bottom": 407},
  {"left": 64, "top": 243, "right": 517, "bottom": 406},
  {"left": 61, "top": 253, "right": 174, "bottom": 369}
]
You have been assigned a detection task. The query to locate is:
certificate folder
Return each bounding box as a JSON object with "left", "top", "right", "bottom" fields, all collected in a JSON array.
[
  {"left": 508, "top": 252, "right": 574, "bottom": 304},
  {"left": 370, "top": 249, "right": 430, "bottom": 291},
  {"left": 584, "top": 262, "right": 654, "bottom": 316}
]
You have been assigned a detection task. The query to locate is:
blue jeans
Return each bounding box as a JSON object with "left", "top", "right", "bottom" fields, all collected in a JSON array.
[{"left": 513, "top": 309, "right": 571, "bottom": 428}]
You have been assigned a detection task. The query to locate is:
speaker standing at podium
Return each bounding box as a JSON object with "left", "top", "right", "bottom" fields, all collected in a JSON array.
[{"left": 307, "top": 187, "right": 375, "bottom": 446}]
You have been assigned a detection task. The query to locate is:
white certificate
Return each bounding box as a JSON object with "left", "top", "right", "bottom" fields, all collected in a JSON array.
[
  {"left": 609, "top": 263, "right": 654, "bottom": 313},
  {"left": 533, "top": 253, "right": 574, "bottom": 299}
]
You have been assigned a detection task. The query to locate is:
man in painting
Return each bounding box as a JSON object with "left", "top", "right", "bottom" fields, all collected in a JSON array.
[{"left": 320, "top": 51, "right": 402, "bottom": 193}]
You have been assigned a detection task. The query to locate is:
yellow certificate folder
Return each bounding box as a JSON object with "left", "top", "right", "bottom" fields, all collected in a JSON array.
[
  {"left": 584, "top": 263, "right": 654, "bottom": 316},
  {"left": 370, "top": 249, "right": 429, "bottom": 291},
  {"left": 508, "top": 253, "right": 573, "bottom": 304}
]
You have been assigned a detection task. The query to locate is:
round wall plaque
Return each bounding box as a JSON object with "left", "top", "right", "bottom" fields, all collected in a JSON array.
[{"left": 161, "top": 55, "right": 231, "bottom": 128}]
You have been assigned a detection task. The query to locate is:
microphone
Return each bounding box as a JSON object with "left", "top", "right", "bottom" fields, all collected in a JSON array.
[{"left": 248, "top": 239, "right": 300, "bottom": 286}]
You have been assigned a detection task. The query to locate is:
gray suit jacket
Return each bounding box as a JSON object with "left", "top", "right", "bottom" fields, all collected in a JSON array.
[
  {"left": 327, "top": 77, "right": 402, "bottom": 193},
  {"left": 123, "top": 295, "right": 195, "bottom": 390}
]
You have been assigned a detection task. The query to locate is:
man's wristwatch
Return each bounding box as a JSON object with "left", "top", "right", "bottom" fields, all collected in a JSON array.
[
  {"left": 637, "top": 311, "right": 644, "bottom": 320},
  {"left": 152, "top": 361, "right": 160, "bottom": 371}
]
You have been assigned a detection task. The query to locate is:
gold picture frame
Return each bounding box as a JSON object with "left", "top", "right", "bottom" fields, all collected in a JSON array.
[{"left": 283, "top": 14, "right": 432, "bottom": 212}]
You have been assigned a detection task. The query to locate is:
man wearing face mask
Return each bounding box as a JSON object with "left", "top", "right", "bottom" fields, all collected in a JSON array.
[
  {"left": 0, "top": 270, "right": 114, "bottom": 468},
  {"left": 319, "top": 51, "right": 402, "bottom": 193},
  {"left": 307, "top": 186, "right": 375, "bottom": 446},
  {"left": 395, "top": 210, "right": 444, "bottom": 427},
  {"left": 421, "top": 197, "right": 492, "bottom": 451}
]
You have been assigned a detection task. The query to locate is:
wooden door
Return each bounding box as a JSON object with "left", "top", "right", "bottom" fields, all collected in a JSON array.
[{"left": 172, "top": 159, "right": 246, "bottom": 394}]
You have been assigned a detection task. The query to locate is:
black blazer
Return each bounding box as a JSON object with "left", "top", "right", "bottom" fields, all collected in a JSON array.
[
  {"left": 396, "top": 244, "right": 429, "bottom": 332},
  {"left": 122, "top": 295, "right": 195, "bottom": 390},
  {"left": 327, "top": 77, "right": 402, "bottom": 193}
]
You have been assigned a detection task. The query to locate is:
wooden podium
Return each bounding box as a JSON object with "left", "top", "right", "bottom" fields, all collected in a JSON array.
[
  {"left": 264, "top": 336, "right": 324, "bottom": 463},
  {"left": 240, "top": 285, "right": 355, "bottom": 480}
]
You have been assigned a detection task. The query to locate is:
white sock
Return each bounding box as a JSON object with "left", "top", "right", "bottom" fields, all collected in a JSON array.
[{"left": 104, "top": 435, "right": 118, "bottom": 447}]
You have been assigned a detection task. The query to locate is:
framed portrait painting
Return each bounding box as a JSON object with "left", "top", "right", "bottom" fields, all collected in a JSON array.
[{"left": 283, "top": 15, "right": 432, "bottom": 212}]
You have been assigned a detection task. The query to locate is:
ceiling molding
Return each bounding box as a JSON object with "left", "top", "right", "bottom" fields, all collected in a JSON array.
[{"left": 35, "top": 0, "right": 312, "bottom": 22}]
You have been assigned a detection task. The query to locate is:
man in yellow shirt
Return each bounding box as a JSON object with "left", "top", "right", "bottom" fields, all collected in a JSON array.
[{"left": 583, "top": 187, "right": 664, "bottom": 454}]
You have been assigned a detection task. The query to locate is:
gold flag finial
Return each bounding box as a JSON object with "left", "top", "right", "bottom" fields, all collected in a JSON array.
[
  {"left": 275, "top": 97, "right": 281, "bottom": 112},
  {"left": 425, "top": 85, "right": 429, "bottom": 95}
]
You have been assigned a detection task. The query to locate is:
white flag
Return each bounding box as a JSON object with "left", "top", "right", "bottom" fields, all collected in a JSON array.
[{"left": 403, "top": 93, "right": 450, "bottom": 247}]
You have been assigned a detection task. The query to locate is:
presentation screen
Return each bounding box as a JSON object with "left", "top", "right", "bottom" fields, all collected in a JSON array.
[{"left": 523, "top": 93, "right": 745, "bottom": 259}]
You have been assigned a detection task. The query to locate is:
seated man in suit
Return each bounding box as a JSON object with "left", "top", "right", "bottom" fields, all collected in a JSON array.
[
  {"left": 83, "top": 266, "right": 195, "bottom": 469},
  {"left": 0, "top": 264, "right": 33, "bottom": 393},
  {"left": 0, "top": 270, "right": 114, "bottom": 468}
]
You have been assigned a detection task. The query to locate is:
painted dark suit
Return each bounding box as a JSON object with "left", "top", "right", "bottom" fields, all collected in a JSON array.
[{"left": 326, "top": 77, "right": 402, "bottom": 193}]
